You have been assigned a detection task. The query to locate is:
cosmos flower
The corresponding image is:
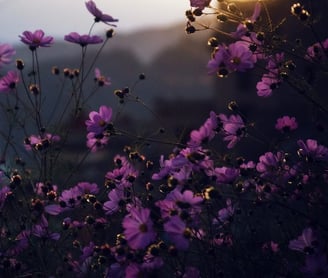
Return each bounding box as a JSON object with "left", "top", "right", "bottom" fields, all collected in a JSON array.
[
  {"left": 19, "top": 29, "right": 54, "bottom": 50},
  {"left": 188, "top": 111, "right": 217, "bottom": 147},
  {"left": 189, "top": 0, "right": 211, "bottom": 10},
  {"left": 214, "top": 166, "right": 240, "bottom": 184},
  {"left": 64, "top": 32, "right": 103, "bottom": 47},
  {"left": 85, "top": 0, "right": 118, "bottom": 26},
  {"left": 86, "top": 132, "right": 109, "bottom": 152},
  {"left": 225, "top": 41, "right": 257, "bottom": 72},
  {"left": 24, "top": 133, "right": 61, "bottom": 151},
  {"left": 59, "top": 186, "right": 83, "bottom": 209},
  {"left": 218, "top": 113, "right": 246, "bottom": 148},
  {"left": 288, "top": 227, "right": 318, "bottom": 253},
  {"left": 85, "top": 105, "right": 113, "bottom": 135},
  {"left": 207, "top": 41, "right": 256, "bottom": 76},
  {"left": 216, "top": 199, "right": 235, "bottom": 223},
  {"left": 166, "top": 188, "right": 203, "bottom": 211},
  {"left": 305, "top": 38, "right": 328, "bottom": 61},
  {"left": 0, "top": 70, "right": 19, "bottom": 92},
  {"left": 122, "top": 207, "right": 156, "bottom": 250},
  {"left": 256, "top": 74, "right": 280, "bottom": 97},
  {"left": 94, "top": 68, "right": 111, "bottom": 86},
  {"left": 256, "top": 151, "right": 285, "bottom": 177},
  {"left": 76, "top": 181, "right": 99, "bottom": 195},
  {"left": 0, "top": 44, "right": 16, "bottom": 67},
  {"left": 103, "top": 188, "right": 125, "bottom": 215},
  {"left": 32, "top": 214, "right": 60, "bottom": 240},
  {"left": 231, "top": 1, "right": 262, "bottom": 39},
  {"left": 275, "top": 116, "right": 298, "bottom": 132},
  {"left": 163, "top": 216, "right": 190, "bottom": 250},
  {"left": 297, "top": 139, "right": 328, "bottom": 161}
]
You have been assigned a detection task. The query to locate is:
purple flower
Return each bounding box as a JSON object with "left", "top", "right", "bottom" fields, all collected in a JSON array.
[
  {"left": 225, "top": 41, "right": 257, "bottom": 72},
  {"left": 64, "top": 32, "right": 103, "bottom": 47},
  {"left": 85, "top": 0, "right": 118, "bottom": 26},
  {"left": 24, "top": 133, "right": 60, "bottom": 151},
  {"left": 207, "top": 41, "right": 256, "bottom": 76},
  {"left": 94, "top": 68, "right": 111, "bottom": 86},
  {"left": 256, "top": 74, "right": 280, "bottom": 97},
  {"left": 218, "top": 113, "right": 246, "bottom": 148},
  {"left": 103, "top": 187, "right": 125, "bottom": 215},
  {"left": 5, "top": 230, "right": 30, "bottom": 256},
  {"left": 76, "top": 181, "right": 99, "bottom": 195},
  {"left": 155, "top": 199, "right": 178, "bottom": 220},
  {"left": 19, "top": 29, "right": 54, "bottom": 50},
  {"left": 231, "top": 2, "right": 261, "bottom": 39},
  {"left": 44, "top": 204, "right": 62, "bottom": 215},
  {"left": 297, "top": 139, "right": 328, "bottom": 161},
  {"left": 288, "top": 227, "right": 318, "bottom": 254},
  {"left": 163, "top": 215, "right": 190, "bottom": 250},
  {"left": 214, "top": 166, "right": 240, "bottom": 184},
  {"left": 122, "top": 207, "right": 156, "bottom": 250},
  {"left": 165, "top": 188, "right": 203, "bottom": 217},
  {"left": 275, "top": 116, "right": 298, "bottom": 132},
  {"left": 266, "top": 52, "right": 285, "bottom": 70},
  {"left": 85, "top": 105, "right": 113, "bottom": 135},
  {"left": 188, "top": 111, "right": 217, "bottom": 147},
  {"left": 0, "top": 70, "right": 19, "bottom": 93},
  {"left": 217, "top": 199, "right": 235, "bottom": 223},
  {"left": 59, "top": 186, "right": 82, "bottom": 209},
  {"left": 152, "top": 154, "right": 189, "bottom": 181},
  {"left": 105, "top": 155, "right": 139, "bottom": 188},
  {"left": 256, "top": 53, "right": 284, "bottom": 97},
  {"left": 34, "top": 182, "right": 58, "bottom": 196},
  {"left": 142, "top": 253, "right": 164, "bottom": 271},
  {"left": 86, "top": 132, "right": 109, "bottom": 152},
  {"left": 189, "top": 0, "right": 211, "bottom": 10},
  {"left": 305, "top": 38, "right": 328, "bottom": 61},
  {"left": 32, "top": 214, "right": 60, "bottom": 240},
  {"left": 0, "top": 44, "right": 16, "bottom": 67},
  {"left": 256, "top": 151, "right": 284, "bottom": 177}
]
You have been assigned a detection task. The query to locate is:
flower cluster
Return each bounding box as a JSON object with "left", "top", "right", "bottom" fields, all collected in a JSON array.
[{"left": 0, "top": 0, "right": 328, "bottom": 277}]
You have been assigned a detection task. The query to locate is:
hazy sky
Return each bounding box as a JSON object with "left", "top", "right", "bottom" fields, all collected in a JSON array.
[{"left": 0, "top": 0, "right": 190, "bottom": 44}]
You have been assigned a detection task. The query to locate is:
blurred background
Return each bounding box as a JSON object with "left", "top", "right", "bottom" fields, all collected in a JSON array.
[{"left": 1, "top": 0, "right": 328, "bottom": 184}]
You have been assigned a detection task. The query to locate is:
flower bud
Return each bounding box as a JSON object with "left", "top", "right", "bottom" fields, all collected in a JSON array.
[
  {"left": 106, "top": 29, "right": 114, "bottom": 38},
  {"left": 16, "top": 59, "right": 24, "bottom": 70}
]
